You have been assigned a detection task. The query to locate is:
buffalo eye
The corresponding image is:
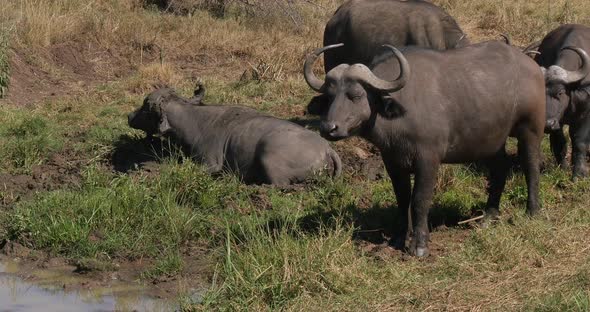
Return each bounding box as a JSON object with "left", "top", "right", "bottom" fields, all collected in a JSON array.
[
  {"left": 348, "top": 93, "right": 363, "bottom": 101},
  {"left": 324, "top": 81, "right": 337, "bottom": 95}
]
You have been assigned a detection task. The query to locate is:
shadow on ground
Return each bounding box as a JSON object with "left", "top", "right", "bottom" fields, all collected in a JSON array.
[
  {"left": 111, "top": 134, "right": 179, "bottom": 173},
  {"left": 258, "top": 199, "right": 483, "bottom": 250}
]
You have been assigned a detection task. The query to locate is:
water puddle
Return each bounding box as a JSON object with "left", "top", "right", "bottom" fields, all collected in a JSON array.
[{"left": 0, "top": 260, "right": 176, "bottom": 311}]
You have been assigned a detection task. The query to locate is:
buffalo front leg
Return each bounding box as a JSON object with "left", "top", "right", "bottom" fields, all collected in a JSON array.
[
  {"left": 570, "top": 122, "right": 590, "bottom": 179},
  {"left": 518, "top": 128, "right": 542, "bottom": 216},
  {"left": 409, "top": 156, "right": 440, "bottom": 257},
  {"left": 550, "top": 128, "right": 568, "bottom": 168},
  {"left": 482, "top": 146, "right": 510, "bottom": 226},
  {"left": 384, "top": 164, "right": 412, "bottom": 249}
]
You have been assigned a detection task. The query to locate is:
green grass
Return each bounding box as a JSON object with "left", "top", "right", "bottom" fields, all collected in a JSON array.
[
  {"left": 142, "top": 252, "right": 185, "bottom": 280},
  {"left": 0, "top": 109, "right": 63, "bottom": 173}
]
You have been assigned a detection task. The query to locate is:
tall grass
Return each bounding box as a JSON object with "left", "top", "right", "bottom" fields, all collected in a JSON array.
[
  {"left": 0, "top": 109, "right": 63, "bottom": 173},
  {"left": 435, "top": 0, "right": 590, "bottom": 45},
  {"left": 0, "top": 29, "right": 9, "bottom": 98}
]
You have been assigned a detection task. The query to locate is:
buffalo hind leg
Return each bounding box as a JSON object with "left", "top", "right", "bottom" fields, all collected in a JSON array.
[
  {"left": 384, "top": 164, "right": 412, "bottom": 249},
  {"left": 550, "top": 128, "right": 568, "bottom": 168},
  {"left": 409, "top": 155, "right": 440, "bottom": 257},
  {"left": 253, "top": 154, "right": 292, "bottom": 186},
  {"left": 481, "top": 145, "right": 510, "bottom": 227},
  {"left": 518, "top": 127, "right": 542, "bottom": 216},
  {"left": 570, "top": 122, "right": 590, "bottom": 179}
]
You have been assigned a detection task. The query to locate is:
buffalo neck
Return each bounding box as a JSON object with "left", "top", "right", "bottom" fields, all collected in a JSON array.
[
  {"left": 570, "top": 86, "right": 590, "bottom": 118},
  {"left": 163, "top": 103, "right": 228, "bottom": 155},
  {"left": 363, "top": 112, "right": 414, "bottom": 162}
]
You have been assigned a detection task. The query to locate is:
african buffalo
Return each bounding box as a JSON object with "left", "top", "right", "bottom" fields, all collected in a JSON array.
[
  {"left": 322, "top": 0, "right": 469, "bottom": 72},
  {"left": 128, "top": 87, "right": 342, "bottom": 185},
  {"left": 303, "top": 41, "right": 545, "bottom": 257},
  {"left": 535, "top": 24, "right": 590, "bottom": 179}
]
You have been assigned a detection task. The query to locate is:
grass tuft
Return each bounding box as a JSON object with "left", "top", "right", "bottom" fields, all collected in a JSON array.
[{"left": 0, "top": 109, "right": 63, "bottom": 173}]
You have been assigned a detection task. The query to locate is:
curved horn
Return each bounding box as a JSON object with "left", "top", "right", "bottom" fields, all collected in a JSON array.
[
  {"left": 500, "top": 34, "right": 511, "bottom": 45},
  {"left": 523, "top": 40, "right": 541, "bottom": 53},
  {"left": 303, "top": 43, "right": 344, "bottom": 92},
  {"left": 457, "top": 33, "right": 467, "bottom": 45},
  {"left": 355, "top": 44, "right": 409, "bottom": 92},
  {"left": 562, "top": 46, "right": 590, "bottom": 84},
  {"left": 522, "top": 40, "right": 542, "bottom": 59}
]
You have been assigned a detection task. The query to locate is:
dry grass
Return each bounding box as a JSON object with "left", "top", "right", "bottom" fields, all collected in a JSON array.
[
  {"left": 435, "top": 0, "right": 590, "bottom": 45},
  {"left": 3, "top": 0, "right": 342, "bottom": 83},
  {"left": 126, "top": 62, "right": 184, "bottom": 92}
]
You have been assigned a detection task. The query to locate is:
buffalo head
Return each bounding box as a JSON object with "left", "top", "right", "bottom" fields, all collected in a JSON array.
[
  {"left": 303, "top": 44, "right": 410, "bottom": 140},
  {"left": 128, "top": 85, "right": 205, "bottom": 136},
  {"left": 541, "top": 47, "right": 590, "bottom": 131}
]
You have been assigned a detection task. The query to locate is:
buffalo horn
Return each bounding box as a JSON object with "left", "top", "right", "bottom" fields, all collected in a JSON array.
[
  {"left": 303, "top": 43, "right": 344, "bottom": 92},
  {"left": 562, "top": 46, "right": 590, "bottom": 84},
  {"left": 351, "top": 45, "right": 410, "bottom": 92}
]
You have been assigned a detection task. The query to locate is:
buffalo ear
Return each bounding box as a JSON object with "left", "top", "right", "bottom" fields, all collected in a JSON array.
[
  {"left": 158, "top": 113, "right": 171, "bottom": 134},
  {"left": 190, "top": 83, "right": 206, "bottom": 106},
  {"left": 380, "top": 96, "right": 406, "bottom": 119},
  {"left": 306, "top": 94, "right": 331, "bottom": 116}
]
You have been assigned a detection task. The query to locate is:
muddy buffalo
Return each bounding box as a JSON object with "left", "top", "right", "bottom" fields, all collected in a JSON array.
[
  {"left": 322, "top": 0, "right": 469, "bottom": 72},
  {"left": 303, "top": 41, "right": 545, "bottom": 257},
  {"left": 128, "top": 87, "right": 341, "bottom": 185},
  {"left": 535, "top": 24, "right": 590, "bottom": 179}
]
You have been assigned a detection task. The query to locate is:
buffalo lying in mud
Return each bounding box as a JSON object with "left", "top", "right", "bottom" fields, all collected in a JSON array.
[
  {"left": 128, "top": 87, "right": 341, "bottom": 185},
  {"left": 322, "top": 0, "right": 469, "bottom": 72},
  {"left": 535, "top": 24, "right": 590, "bottom": 179},
  {"left": 303, "top": 41, "right": 545, "bottom": 257}
]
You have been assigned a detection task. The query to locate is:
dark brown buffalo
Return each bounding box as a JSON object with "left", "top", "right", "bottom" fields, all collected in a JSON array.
[
  {"left": 322, "top": 0, "right": 469, "bottom": 72},
  {"left": 303, "top": 41, "right": 545, "bottom": 257},
  {"left": 535, "top": 24, "right": 590, "bottom": 179}
]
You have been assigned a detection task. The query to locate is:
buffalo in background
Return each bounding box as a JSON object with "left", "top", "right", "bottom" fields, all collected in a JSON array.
[
  {"left": 309, "top": 0, "right": 469, "bottom": 116},
  {"left": 322, "top": 0, "right": 469, "bottom": 71},
  {"left": 535, "top": 24, "right": 590, "bottom": 179}
]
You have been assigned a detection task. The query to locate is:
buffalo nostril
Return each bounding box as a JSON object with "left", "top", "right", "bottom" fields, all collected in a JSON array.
[
  {"left": 320, "top": 122, "right": 338, "bottom": 135},
  {"left": 546, "top": 119, "right": 560, "bottom": 130}
]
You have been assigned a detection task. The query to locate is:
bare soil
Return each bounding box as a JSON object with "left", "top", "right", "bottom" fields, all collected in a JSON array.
[
  {"left": 2, "top": 39, "right": 139, "bottom": 106},
  {"left": 0, "top": 151, "right": 83, "bottom": 209}
]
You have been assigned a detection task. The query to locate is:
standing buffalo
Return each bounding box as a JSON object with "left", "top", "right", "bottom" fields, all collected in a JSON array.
[
  {"left": 128, "top": 87, "right": 341, "bottom": 185},
  {"left": 535, "top": 24, "right": 590, "bottom": 179},
  {"left": 303, "top": 41, "right": 545, "bottom": 257},
  {"left": 322, "top": 0, "right": 469, "bottom": 72}
]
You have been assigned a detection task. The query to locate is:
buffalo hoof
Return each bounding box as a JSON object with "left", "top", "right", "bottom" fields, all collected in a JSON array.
[
  {"left": 408, "top": 233, "right": 429, "bottom": 257},
  {"left": 406, "top": 245, "right": 429, "bottom": 257},
  {"left": 480, "top": 209, "right": 500, "bottom": 229},
  {"left": 572, "top": 169, "right": 589, "bottom": 181},
  {"left": 390, "top": 236, "right": 408, "bottom": 250},
  {"left": 415, "top": 247, "right": 430, "bottom": 258},
  {"left": 390, "top": 230, "right": 410, "bottom": 250}
]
